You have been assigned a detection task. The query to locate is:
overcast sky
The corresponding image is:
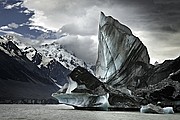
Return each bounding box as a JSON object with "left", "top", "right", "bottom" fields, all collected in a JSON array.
[{"left": 1, "top": 0, "right": 180, "bottom": 64}]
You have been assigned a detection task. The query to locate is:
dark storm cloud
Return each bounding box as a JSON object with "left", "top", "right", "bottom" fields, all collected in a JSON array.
[
  {"left": 105, "top": 0, "right": 180, "bottom": 33},
  {"left": 61, "top": 23, "right": 96, "bottom": 36},
  {"left": 133, "top": 0, "right": 180, "bottom": 32},
  {"left": 159, "top": 26, "right": 179, "bottom": 33},
  {"left": 57, "top": 35, "right": 98, "bottom": 63}
]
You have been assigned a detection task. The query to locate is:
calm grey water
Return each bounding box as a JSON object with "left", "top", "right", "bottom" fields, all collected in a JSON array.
[{"left": 0, "top": 104, "right": 180, "bottom": 120}]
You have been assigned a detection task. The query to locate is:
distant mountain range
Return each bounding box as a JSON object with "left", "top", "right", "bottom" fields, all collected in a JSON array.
[
  {"left": 0, "top": 35, "right": 93, "bottom": 103},
  {"left": 0, "top": 0, "right": 94, "bottom": 103}
]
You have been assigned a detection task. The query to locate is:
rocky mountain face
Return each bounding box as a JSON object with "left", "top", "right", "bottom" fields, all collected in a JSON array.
[
  {"left": 3, "top": 35, "right": 70, "bottom": 86},
  {"left": 36, "top": 41, "right": 91, "bottom": 72},
  {"left": 0, "top": 35, "right": 91, "bottom": 103},
  {"left": 34, "top": 41, "right": 92, "bottom": 85},
  {"left": 52, "top": 12, "right": 180, "bottom": 111}
]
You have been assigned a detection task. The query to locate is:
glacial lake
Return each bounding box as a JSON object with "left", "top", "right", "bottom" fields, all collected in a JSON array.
[{"left": 0, "top": 104, "right": 180, "bottom": 120}]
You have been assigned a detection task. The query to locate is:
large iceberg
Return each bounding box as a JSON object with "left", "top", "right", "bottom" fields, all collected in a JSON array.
[{"left": 52, "top": 12, "right": 180, "bottom": 111}]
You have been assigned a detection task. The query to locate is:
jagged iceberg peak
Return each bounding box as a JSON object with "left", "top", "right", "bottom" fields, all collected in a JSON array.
[
  {"left": 96, "top": 12, "right": 150, "bottom": 89},
  {"left": 99, "top": 12, "right": 132, "bottom": 35}
]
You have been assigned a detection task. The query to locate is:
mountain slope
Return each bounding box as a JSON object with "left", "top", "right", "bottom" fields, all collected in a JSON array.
[
  {"left": 7, "top": 35, "right": 93, "bottom": 84},
  {"left": 3, "top": 35, "right": 71, "bottom": 85},
  {"left": 0, "top": 36, "right": 59, "bottom": 102},
  {"left": 0, "top": 35, "right": 94, "bottom": 103},
  {"left": 36, "top": 41, "right": 91, "bottom": 72}
]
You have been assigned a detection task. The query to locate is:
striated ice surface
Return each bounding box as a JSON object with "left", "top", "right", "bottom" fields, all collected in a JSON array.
[
  {"left": 96, "top": 12, "right": 150, "bottom": 90},
  {"left": 52, "top": 93, "right": 109, "bottom": 110}
]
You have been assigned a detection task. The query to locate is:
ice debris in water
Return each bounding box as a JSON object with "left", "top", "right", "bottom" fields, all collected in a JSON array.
[{"left": 140, "top": 104, "right": 174, "bottom": 114}]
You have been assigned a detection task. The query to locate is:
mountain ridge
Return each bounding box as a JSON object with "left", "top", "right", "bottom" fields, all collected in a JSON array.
[{"left": 0, "top": 34, "right": 93, "bottom": 103}]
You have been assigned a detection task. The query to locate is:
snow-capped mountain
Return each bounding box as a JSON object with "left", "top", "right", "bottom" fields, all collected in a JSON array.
[
  {"left": 0, "top": 34, "right": 94, "bottom": 103},
  {"left": 36, "top": 42, "right": 92, "bottom": 72},
  {"left": 7, "top": 34, "right": 93, "bottom": 72},
  {"left": 0, "top": 35, "right": 69, "bottom": 84},
  {"left": 1, "top": 35, "right": 93, "bottom": 83},
  {"left": 0, "top": 35, "right": 59, "bottom": 103}
]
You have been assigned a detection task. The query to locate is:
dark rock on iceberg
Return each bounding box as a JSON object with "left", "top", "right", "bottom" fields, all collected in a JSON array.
[
  {"left": 135, "top": 68, "right": 180, "bottom": 110},
  {"left": 134, "top": 57, "right": 180, "bottom": 112},
  {"left": 140, "top": 56, "right": 180, "bottom": 85},
  {"left": 69, "top": 66, "right": 103, "bottom": 91}
]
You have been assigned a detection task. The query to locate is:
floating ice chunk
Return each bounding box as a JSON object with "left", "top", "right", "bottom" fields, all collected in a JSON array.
[
  {"left": 140, "top": 104, "right": 174, "bottom": 114},
  {"left": 140, "top": 104, "right": 164, "bottom": 114},
  {"left": 163, "top": 107, "right": 174, "bottom": 114}
]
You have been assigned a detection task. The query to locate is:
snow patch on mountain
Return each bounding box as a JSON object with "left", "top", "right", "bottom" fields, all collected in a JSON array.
[
  {"left": 23, "top": 46, "right": 36, "bottom": 61},
  {"left": 36, "top": 41, "right": 90, "bottom": 71},
  {"left": 38, "top": 56, "right": 53, "bottom": 68},
  {"left": 0, "top": 35, "right": 21, "bottom": 57}
]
